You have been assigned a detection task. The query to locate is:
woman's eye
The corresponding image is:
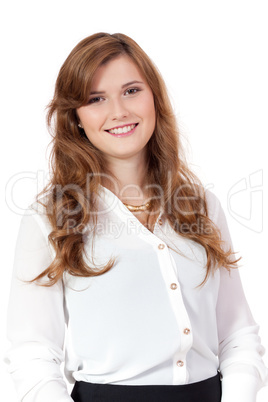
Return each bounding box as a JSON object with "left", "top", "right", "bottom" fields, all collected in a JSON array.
[
  {"left": 125, "top": 87, "right": 140, "bottom": 95},
  {"left": 88, "top": 97, "right": 103, "bottom": 104}
]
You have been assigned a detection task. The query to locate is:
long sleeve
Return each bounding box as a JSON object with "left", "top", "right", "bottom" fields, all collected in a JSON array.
[
  {"left": 212, "top": 195, "right": 268, "bottom": 401},
  {"left": 4, "top": 209, "right": 73, "bottom": 401}
]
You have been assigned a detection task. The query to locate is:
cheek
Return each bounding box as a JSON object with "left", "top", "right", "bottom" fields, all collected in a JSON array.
[
  {"left": 131, "top": 93, "right": 155, "bottom": 122},
  {"left": 78, "top": 109, "right": 105, "bottom": 131},
  {"left": 141, "top": 94, "right": 156, "bottom": 125}
]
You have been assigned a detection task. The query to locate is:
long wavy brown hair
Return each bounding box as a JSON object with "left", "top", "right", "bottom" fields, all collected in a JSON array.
[{"left": 32, "top": 32, "right": 238, "bottom": 286}]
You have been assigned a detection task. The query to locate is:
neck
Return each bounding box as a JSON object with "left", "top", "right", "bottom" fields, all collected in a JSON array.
[{"left": 103, "top": 153, "right": 150, "bottom": 204}]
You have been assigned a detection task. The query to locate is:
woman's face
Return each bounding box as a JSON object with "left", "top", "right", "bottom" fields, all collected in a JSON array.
[{"left": 76, "top": 55, "right": 156, "bottom": 164}]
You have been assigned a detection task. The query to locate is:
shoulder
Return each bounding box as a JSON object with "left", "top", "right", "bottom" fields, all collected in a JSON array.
[
  {"left": 13, "top": 193, "right": 57, "bottom": 266},
  {"left": 21, "top": 193, "right": 53, "bottom": 241},
  {"left": 203, "top": 189, "right": 233, "bottom": 248},
  {"left": 203, "top": 188, "right": 222, "bottom": 224}
]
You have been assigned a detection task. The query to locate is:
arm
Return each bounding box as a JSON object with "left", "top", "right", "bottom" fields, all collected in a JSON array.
[
  {"left": 5, "top": 209, "right": 73, "bottom": 401},
  {"left": 211, "top": 196, "right": 268, "bottom": 401}
]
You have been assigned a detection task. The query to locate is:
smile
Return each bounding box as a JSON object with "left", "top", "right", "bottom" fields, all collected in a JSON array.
[{"left": 106, "top": 123, "right": 138, "bottom": 137}]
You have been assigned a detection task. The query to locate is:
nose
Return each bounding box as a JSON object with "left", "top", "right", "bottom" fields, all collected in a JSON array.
[{"left": 109, "top": 98, "right": 129, "bottom": 121}]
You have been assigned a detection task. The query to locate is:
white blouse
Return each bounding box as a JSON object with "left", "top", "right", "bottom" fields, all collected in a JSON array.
[{"left": 5, "top": 186, "right": 268, "bottom": 402}]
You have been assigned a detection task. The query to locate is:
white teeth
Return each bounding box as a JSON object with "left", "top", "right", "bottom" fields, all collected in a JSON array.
[{"left": 108, "top": 124, "right": 136, "bottom": 134}]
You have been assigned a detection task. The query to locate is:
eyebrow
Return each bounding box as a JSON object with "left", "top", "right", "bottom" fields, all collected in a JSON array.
[{"left": 89, "top": 80, "right": 144, "bottom": 95}]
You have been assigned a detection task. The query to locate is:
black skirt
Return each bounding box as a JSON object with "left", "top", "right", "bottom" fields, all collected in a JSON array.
[{"left": 71, "top": 372, "right": 222, "bottom": 402}]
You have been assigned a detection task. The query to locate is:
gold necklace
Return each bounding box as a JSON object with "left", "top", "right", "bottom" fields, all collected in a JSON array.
[{"left": 123, "top": 200, "right": 153, "bottom": 212}]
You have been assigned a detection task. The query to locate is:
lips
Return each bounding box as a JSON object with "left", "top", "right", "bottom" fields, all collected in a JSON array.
[{"left": 105, "top": 123, "right": 138, "bottom": 135}]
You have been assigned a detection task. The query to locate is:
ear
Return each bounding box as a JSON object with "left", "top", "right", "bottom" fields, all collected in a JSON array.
[{"left": 75, "top": 109, "right": 83, "bottom": 129}]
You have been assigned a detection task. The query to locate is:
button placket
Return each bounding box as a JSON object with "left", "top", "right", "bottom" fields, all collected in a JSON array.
[
  {"left": 153, "top": 237, "right": 192, "bottom": 385},
  {"left": 173, "top": 351, "right": 188, "bottom": 385}
]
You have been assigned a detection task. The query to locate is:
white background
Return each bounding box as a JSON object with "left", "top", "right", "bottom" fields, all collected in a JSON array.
[{"left": 1, "top": 0, "right": 267, "bottom": 400}]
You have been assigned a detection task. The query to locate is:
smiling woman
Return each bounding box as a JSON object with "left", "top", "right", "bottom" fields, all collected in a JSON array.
[
  {"left": 5, "top": 32, "right": 268, "bottom": 402},
  {"left": 76, "top": 55, "right": 156, "bottom": 162}
]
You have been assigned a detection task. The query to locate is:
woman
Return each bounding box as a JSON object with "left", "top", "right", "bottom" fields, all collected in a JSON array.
[{"left": 5, "top": 33, "right": 268, "bottom": 402}]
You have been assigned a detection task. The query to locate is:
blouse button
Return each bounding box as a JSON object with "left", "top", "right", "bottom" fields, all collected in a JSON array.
[
  {"left": 158, "top": 243, "right": 165, "bottom": 250},
  {"left": 183, "top": 328, "right": 191, "bottom": 335},
  {"left": 176, "top": 360, "right": 184, "bottom": 367},
  {"left": 158, "top": 218, "right": 163, "bottom": 225},
  {"left": 170, "top": 283, "right": 177, "bottom": 290}
]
